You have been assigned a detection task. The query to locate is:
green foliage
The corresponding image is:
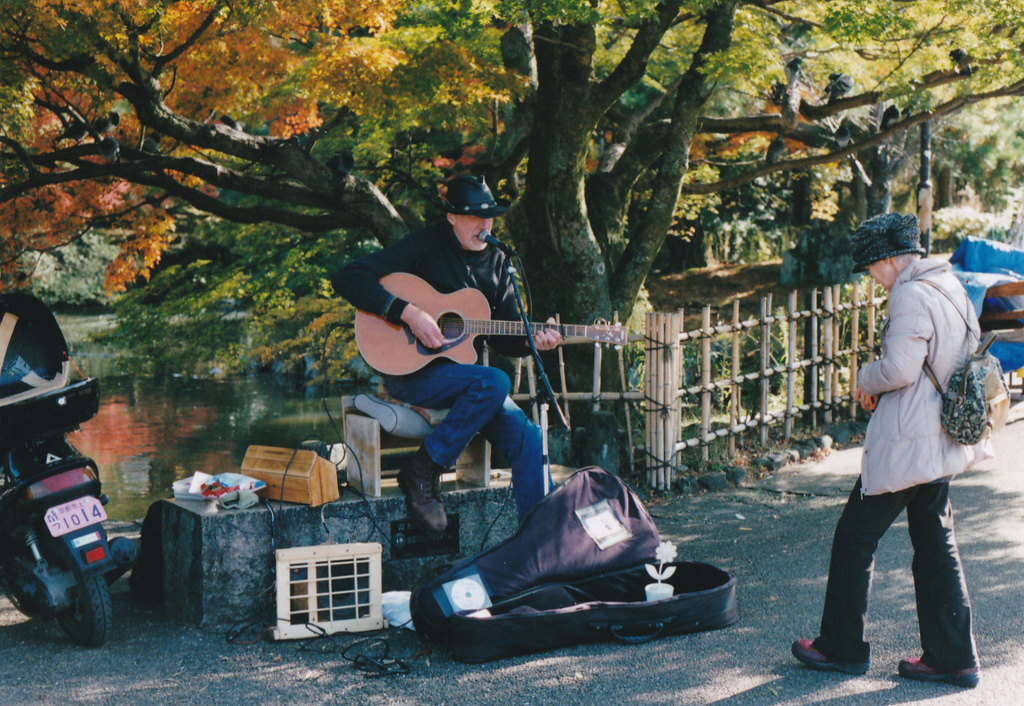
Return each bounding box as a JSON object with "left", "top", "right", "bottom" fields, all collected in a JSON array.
[
  {"left": 405, "top": 0, "right": 499, "bottom": 37},
  {"left": 98, "top": 260, "right": 252, "bottom": 376},
  {"left": 697, "top": 8, "right": 777, "bottom": 89},
  {"left": 932, "top": 205, "right": 1013, "bottom": 245},
  {"left": 0, "top": 79, "right": 37, "bottom": 134},
  {"left": 497, "top": 0, "right": 599, "bottom": 25},
  {"left": 30, "top": 233, "right": 121, "bottom": 307},
  {"left": 99, "top": 216, "right": 360, "bottom": 378},
  {"left": 934, "top": 102, "right": 1024, "bottom": 212},
  {"left": 692, "top": 176, "right": 790, "bottom": 264},
  {"left": 820, "top": 2, "right": 918, "bottom": 42}
]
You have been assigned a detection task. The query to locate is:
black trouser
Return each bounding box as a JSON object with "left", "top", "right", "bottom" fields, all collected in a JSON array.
[{"left": 812, "top": 477, "right": 978, "bottom": 671}]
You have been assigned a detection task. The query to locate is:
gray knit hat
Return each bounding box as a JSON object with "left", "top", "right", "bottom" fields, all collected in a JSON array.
[{"left": 850, "top": 213, "right": 925, "bottom": 273}]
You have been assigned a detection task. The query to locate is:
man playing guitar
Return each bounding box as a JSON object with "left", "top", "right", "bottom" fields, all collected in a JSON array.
[{"left": 332, "top": 175, "right": 561, "bottom": 534}]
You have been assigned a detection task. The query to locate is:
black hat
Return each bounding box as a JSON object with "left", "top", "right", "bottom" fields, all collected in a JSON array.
[
  {"left": 441, "top": 175, "right": 510, "bottom": 218},
  {"left": 850, "top": 213, "right": 925, "bottom": 273}
]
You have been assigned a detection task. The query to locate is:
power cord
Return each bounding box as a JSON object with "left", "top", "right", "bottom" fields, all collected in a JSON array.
[
  {"left": 478, "top": 484, "right": 514, "bottom": 553},
  {"left": 341, "top": 637, "right": 410, "bottom": 677},
  {"left": 300, "top": 424, "right": 388, "bottom": 545},
  {"left": 290, "top": 629, "right": 411, "bottom": 677}
]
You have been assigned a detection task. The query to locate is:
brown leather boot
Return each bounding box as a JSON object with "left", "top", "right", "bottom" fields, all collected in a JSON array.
[{"left": 397, "top": 447, "right": 448, "bottom": 533}]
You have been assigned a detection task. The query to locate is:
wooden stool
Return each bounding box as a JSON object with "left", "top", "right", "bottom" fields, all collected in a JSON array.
[{"left": 341, "top": 394, "right": 491, "bottom": 497}]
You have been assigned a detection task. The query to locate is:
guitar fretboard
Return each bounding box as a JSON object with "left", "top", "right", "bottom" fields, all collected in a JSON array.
[{"left": 439, "top": 316, "right": 591, "bottom": 338}]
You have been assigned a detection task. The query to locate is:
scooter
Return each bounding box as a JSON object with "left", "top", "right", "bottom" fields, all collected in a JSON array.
[{"left": 0, "top": 293, "right": 136, "bottom": 647}]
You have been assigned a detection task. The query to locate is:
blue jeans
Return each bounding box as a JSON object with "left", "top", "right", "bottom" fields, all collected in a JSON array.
[{"left": 384, "top": 362, "right": 548, "bottom": 519}]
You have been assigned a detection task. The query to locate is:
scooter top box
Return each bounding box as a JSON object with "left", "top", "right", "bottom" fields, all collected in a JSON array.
[
  {"left": 0, "top": 292, "right": 98, "bottom": 442},
  {"left": 0, "top": 378, "right": 99, "bottom": 444},
  {"left": 0, "top": 292, "right": 72, "bottom": 404}
]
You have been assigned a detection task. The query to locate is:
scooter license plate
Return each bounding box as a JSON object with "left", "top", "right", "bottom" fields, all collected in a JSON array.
[{"left": 44, "top": 496, "right": 107, "bottom": 538}]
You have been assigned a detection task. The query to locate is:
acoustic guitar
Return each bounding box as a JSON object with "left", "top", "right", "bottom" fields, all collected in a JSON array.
[{"left": 355, "top": 273, "right": 630, "bottom": 375}]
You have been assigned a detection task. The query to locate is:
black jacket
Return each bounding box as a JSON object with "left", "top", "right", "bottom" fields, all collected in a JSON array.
[{"left": 331, "top": 221, "right": 530, "bottom": 359}]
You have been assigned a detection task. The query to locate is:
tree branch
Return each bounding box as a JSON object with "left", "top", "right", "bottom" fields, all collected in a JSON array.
[
  {"left": 0, "top": 31, "right": 94, "bottom": 72},
  {"left": 129, "top": 172, "right": 362, "bottom": 231},
  {"left": 680, "top": 78, "right": 1024, "bottom": 195},
  {"left": 742, "top": 0, "right": 823, "bottom": 29},
  {"left": 596, "top": 0, "right": 685, "bottom": 113},
  {"left": 151, "top": 1, "right": 228, "bottom": 77},
  {"left": 697, "top": 65, "right": 982, "bottom": 135},
  {"left": 0, "top": 136, "right": 40, "bottom": 179},
  {"left": 610, "top": 1, "right": 740, "bottom": 312}
]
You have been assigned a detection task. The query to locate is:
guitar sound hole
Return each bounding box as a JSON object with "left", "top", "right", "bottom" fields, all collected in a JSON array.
[{"left": 437, "top": 313, "right": 465, "bottom": 340}]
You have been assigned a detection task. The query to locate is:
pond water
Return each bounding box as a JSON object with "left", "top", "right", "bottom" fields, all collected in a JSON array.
[
  {"left": 68, "top": 374, "right": 353, "bottom": 522},
  {"left": 67, "top": 374, "right": 354, "bottom": 522},
  {"left": 55, "top": 313, "right": 357, "bottom": 522}
]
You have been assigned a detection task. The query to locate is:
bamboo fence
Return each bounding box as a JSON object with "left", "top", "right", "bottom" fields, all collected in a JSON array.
[
  {"left": 642, "top": 282, "right": 884, "bottom": 489},
  {"left": 500, "top": 283, "right": 885, "bottom": 491}
]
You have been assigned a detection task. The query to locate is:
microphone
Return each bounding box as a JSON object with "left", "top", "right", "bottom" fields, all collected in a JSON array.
[{"left": 478, "top": 230, "right": 514, "bottom": 254}]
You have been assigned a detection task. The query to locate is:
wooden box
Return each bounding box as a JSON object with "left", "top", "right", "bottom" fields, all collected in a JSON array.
[{"left": 241, "top": 445, "right": 340, "bottom": 506}]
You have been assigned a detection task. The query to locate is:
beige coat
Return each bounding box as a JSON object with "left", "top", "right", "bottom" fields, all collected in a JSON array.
[{"left": 857, "top": 258, "right": 979, "bottom": 495}]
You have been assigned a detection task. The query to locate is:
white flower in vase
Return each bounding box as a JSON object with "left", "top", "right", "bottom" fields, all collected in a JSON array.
[{"left": 645, "top": 540, "right": 678, "bottom": 584}]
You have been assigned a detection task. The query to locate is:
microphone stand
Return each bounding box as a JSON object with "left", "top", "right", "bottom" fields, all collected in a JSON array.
[{"left": 499, "top": 247, "right": 569, "bottom": 497}]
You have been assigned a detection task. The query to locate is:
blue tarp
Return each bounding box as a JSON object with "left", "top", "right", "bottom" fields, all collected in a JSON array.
[{"left": 949, "top": 237, "right": 1024, "bottom": 371}]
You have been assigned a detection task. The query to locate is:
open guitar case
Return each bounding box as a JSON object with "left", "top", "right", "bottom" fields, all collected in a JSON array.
[{"left": 410, "top": 467, "right": 738, "bottom": 663}]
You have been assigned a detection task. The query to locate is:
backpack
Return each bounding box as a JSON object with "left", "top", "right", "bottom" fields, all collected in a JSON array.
[{"left": 919, "top": 280, "right": 1011, "bottom": 446}]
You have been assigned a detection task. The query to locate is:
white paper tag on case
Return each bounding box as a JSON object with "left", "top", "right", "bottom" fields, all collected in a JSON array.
[{"left": 575, "top": 499, "right": 633, "bottom": 550}]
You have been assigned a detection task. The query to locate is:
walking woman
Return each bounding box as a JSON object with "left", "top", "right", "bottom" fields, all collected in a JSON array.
[{"left": 791, "top": 213, "right": 981, "bottom": 688}]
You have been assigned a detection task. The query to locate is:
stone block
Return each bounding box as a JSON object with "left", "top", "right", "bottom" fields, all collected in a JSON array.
[
  {"left": 823, "top": 424, "right": 854, "bottom": 446},
  {"left": 793, "top": 443, "right": 817, "bottom": 460},
  {"left": 547, "top": 428, "right": 573, "bottom": 467},
  {"left": 672, "top": 476, "right": 701, "bottom": 495},
  {"left": 160, "top": 475, "right": 533, "bottom": 629},
  {"left": 724, "top": 466, "right": 748, "bottom": 486},
  {"left": 698, "top": 472, "right": 729, "bottom": 492}
]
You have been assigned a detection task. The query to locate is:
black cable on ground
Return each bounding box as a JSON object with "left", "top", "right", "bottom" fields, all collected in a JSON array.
[
  {"left": 478, "top": 483, "right": 514, "bottom": 553},
  {"left": 341, "top": 637, "right": 410, "bottom": 677}
]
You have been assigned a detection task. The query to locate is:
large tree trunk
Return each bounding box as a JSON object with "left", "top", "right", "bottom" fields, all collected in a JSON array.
[
  {"left": 516, "top": 21, "right": 612, "bottom": 324},
  {"left": 507, "top": 2, "right": 738, "bottom": 328}
]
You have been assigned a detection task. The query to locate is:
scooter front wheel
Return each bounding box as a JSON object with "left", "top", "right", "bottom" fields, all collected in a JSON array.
[{"left": 56, "top": 572, "right": 112, "bottom": 647}]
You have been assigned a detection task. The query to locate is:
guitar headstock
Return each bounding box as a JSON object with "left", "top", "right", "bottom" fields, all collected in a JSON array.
[{"left": 589, "top": 320, "right": 630, "bottom": 346}]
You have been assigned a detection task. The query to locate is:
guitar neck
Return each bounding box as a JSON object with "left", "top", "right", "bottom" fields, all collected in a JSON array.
[{"left": 463, "top": 319, "right": 589, "bottom": 338}]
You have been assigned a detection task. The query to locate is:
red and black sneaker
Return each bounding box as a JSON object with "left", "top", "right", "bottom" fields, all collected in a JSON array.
[
  {"left": 791, "top": 639, "right": 870, "bottom": 675},
  {"left": 898, "top": 657, "right": 980, "bottom": 689}
]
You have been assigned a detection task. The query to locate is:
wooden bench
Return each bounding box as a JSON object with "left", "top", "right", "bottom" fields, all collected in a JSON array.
[
  {"left": 341, "top": 395, "right": 491, "bottom": 497},
  {"left": 979, "top": 280, "right": 1024, "bottom": 339}
]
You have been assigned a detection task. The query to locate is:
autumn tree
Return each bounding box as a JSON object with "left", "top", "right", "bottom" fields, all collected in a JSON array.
[{"left": 3, "top": 0, "right": 1024, "bottom": 343}]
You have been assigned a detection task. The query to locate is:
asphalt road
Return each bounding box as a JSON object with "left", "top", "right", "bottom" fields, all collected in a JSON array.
[{"left": 3, "top": 403, "right": 1024, "bottom": 705}]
